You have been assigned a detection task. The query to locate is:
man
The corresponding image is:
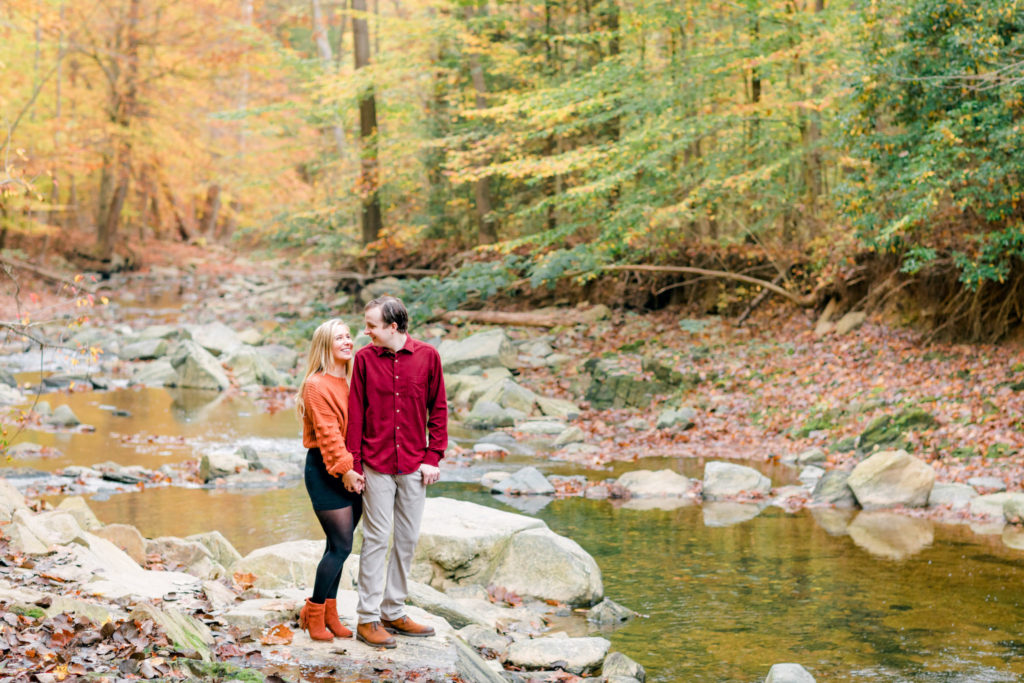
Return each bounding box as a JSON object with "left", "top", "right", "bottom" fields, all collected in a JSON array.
[{"left": 346, "top": 295, "right": 447, "bottom": 648}]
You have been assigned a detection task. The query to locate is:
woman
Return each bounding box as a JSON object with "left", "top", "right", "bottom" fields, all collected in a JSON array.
[{"left": 295, "top": 319, "right": 365, "bottom": 640}]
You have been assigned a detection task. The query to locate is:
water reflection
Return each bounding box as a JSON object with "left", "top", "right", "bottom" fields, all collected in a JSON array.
[
  {"left": 6, "top": 387, "right": 299, "bottom": 472},
  {"left": 847, "top": 512, "right": 934, "bottom": 560},
  {"left": 15, "top": 384, "right": 1024, "bottom": 682}
]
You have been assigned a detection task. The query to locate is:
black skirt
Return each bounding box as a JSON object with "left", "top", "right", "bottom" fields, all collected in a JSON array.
[{"left": 304, "top": 448, "right": 362, "bottom": 511}]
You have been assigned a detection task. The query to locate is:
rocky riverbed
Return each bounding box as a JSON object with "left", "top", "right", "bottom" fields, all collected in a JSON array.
[{"left": 1, "top": 482, "right": 652, "bottom": 682}]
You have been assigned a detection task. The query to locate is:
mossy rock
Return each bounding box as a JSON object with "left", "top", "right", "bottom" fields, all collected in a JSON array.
[
  {"left": 831, "top": 436, "right": 858, "bottom": 453},
  {"left": 858, "top": 409, "right": 937, "bottom": 453}
]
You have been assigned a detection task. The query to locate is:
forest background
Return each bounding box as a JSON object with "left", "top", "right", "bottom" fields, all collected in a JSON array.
[{"left": 2, "top": 0, "right": 1024, "bottom": 341}]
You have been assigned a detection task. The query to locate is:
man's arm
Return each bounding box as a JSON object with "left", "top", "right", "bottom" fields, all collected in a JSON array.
[
  {"left": 346, "top": 351, "right": 367, "bottom": 475},
  {"left": 422, "top": 348, "right": 448, "bottom": 468}
]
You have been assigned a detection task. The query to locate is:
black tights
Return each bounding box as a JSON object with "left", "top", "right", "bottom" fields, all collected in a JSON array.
[{"left": 311, "top": 503, "right": 362, "bottom": 603}]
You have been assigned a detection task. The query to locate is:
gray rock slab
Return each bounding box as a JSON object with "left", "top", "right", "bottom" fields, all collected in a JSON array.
[
  {"left": 928, "top": 482, "right": 978, "bottom": 510},
  {"left": 588, "top": 598, "right": 637, "bottom": 626},
  {"left": 408, "top": 581, "right": 492, "bottom": 629},
  {"left": 488, "top": 528, "right": 603, "bottom": 606},
  {"left": 490, "top": 466, "right": 555, "bottom": 495},
  {"left": 615, "top": 469, "right": 695, "bottom": 498},
  {"left": 186, "top": 530, "right": 243, "bottom": 569},
  {"left": 441, "top": 330, "right": 517, "bottom": 373},
  {"left": 967, "top": 476, "right": 1006, "bottom": 492},
  {"left": 224, "top": 345, "right": 283, "bottom": 387},
  {"left": 233, "top": 539, "right": 324, "bottom": 589},
  {"left": 506, "top": 635, "right": 611, "bottom": 675},
  {"left": 535, "top": 396, "right": 581, "bottom": 420},
  {"left": 167, "top": 341, "right": 230, "bottom": 391},
  {"left": 969, "top": 493, "right": 1018, "bottom": 521},
  {"left": 55, "top": 496, "right": 103, "bottom": 531},
  {"left": 466, "top": 401, "right": 517, "bottom": 429},
  {"left": 119, "top": 338, "right": 169, "bottom": 361},
  {"left": 183, "top": 321, "right": 243, "bottom": 357},
  {"left": 552, "top": 426, "right": 585, "bottom": 447},
  {"left": 92, "top": 523, "right": 146, "bottom": 564},
  {"left": 796, "top": 448, "right": 827, "bottom": 466},
  {"left": 129, "top": 358, "right": 176, "bottom": 387},
  {"left": 219, "top": 595, "right": 303, "bottom": 632},
  {"left": 0, "top": 477, "right": 29, "bottom": 521},
  {"left": 847, "top": 450, "right": 935, "bottom": 510},
  {"left": 516, "top": 420, "right": 568, "bottom": 435},
  {"left": 765, "top": 662, "right": 816, "bottom": 682},
  {"left": 812, "top": 470, "right": 856, "bottom": 507},
  {"left": 702, "top": 462, "right": 771, "bottom": 501},
  {"left": 655, "top": 407, "right": 696, "bottom": 430},
  {"left": 457, "top": 624, "right": 513, "bottom": 658},
  {"left": 47, "top": 404, "right": 81, "bottom": 427},
  {"left": 603, "top": 651, "right": 646, "bottom": 681}
]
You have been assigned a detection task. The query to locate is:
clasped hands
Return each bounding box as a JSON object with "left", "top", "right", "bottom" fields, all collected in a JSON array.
[
  {"left": 333, "top": 464, "right": 440, "bottom": 492},
  {"left": 342, "top": 469, "right": 365, "bottom": 493}
]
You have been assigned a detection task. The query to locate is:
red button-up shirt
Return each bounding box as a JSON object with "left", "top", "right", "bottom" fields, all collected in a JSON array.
[{"left": 346, "top": 336, "right": 448, "bottom": 475}]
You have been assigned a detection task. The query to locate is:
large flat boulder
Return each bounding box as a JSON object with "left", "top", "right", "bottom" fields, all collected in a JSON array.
[
  {"left": 505, "top": 635, "right": 611, "bottom": 675},
  {"left": 223, "top": 345, "right": 283, "bottom": 387},
  {"left": 441, "top": 330, "right": 517, "bottom": 373},
  {"left": 488, "top": 528, "right": 603, "bottom": 606},
  {"left": 232, "top": 539, "right": 325, "bottom": 589},
  {"left": 475, "top": 378, "right": 538, "bottom": 415},
  {"left": 411, "top": 498, "right": 602, "bottom": 606},
  {"left": 183, "top": 321, "right": 242, "bottom": 357},
  {"left": 847, "top": 450, "right": 935, "bottom": 510},
  {"left": 166, "top": 341, "right": 230, "bottom": 391},
  {"left": 702, "top": 462, "right": 772, "bottom": 501},
  {"left": 0, "top": 477, "right": 29, "bottom": 521},
  {"left": 616, "top": 469, "right": 695, "bottom": 497}
]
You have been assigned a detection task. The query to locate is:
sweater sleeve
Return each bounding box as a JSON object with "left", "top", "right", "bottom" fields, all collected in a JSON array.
[{"left": 304, "top": 380, "right": 354, "bottom": 477}]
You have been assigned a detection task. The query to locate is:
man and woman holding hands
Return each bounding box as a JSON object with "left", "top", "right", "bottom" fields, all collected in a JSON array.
[{"left": 295, "top": 296, "right": 447, "bottom": 648}]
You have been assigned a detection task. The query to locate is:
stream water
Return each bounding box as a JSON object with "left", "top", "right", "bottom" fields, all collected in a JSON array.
[{"left": 8, "top": 385, "right": 1024, "bottom": 682}]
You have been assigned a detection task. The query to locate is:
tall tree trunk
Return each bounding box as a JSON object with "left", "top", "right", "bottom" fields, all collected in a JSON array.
[
  {"left": 199, "top": 184, "right": 222, "bottom": 237},
  {"left": 97, "top": 0, "right": 141, "bottom": 267},
  {"left": 466, "top": 4, "right": 497, "bottom": 245},
  {"left": 352, "top": 0, "right": 382, "bottom": 245}
]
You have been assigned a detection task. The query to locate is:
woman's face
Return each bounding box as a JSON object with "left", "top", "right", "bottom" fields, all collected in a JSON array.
[{"left": 331, "top": 325, "right": 353, "bottom": 367}]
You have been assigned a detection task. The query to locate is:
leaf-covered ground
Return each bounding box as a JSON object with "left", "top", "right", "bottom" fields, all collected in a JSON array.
[{"left": 510, "top": 306, "right": 1024, "bottom": 491}]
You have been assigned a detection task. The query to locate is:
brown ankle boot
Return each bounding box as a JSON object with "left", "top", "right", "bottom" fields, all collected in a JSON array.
[
  {"left": 356, "top": 621, "right": 397, "bottom": 649},
  {"left": 323, "top": 598, "right": 353, "bottom": 638},
  {"left": 299, "top": 599, "right": 333, "bottom": 641},
  {"left": 381, "top": 615, "right": 435, "bottom": 637}
]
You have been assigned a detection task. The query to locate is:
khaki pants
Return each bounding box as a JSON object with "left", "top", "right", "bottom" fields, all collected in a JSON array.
[{"left": 357, "top": 464, "right": 426, "bottom": 623}]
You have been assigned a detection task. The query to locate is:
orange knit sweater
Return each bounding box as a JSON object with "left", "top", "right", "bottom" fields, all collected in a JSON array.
[{"left": 301, "top": 373, "right": 354, "bottom": 477}]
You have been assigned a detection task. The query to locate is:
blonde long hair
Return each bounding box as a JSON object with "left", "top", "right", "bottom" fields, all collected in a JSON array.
[{"left": 295, "top": 318, "right": 353, "bottom": 420}]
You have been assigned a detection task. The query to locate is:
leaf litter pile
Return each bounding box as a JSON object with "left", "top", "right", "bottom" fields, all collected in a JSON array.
[{"left": 509, "top": 308, "right": 1024, "bottom": 491}]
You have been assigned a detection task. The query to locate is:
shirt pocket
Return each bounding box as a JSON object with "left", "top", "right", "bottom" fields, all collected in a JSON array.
[{"left": 407, "top": 375, "right": 428, "bottom": 400}]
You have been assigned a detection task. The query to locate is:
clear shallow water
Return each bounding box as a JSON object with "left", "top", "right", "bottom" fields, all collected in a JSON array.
[{"left": 6, "top": 388, "right": 1024, "bottom": 681}]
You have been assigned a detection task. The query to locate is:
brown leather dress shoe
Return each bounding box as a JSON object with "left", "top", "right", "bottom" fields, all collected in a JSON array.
[
  {"left": 356, "top": 621, "right": 397, "bottom": 649},
  {"left": 380, "top": 616, "right": 435, "bottom": 637}
]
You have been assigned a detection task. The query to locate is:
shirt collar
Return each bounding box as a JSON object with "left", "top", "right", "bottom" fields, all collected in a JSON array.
[{"left": 370, "top": 335, "right": 417, "bottom": 356}]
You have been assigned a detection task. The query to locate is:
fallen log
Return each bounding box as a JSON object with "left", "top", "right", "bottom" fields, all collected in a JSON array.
[
  {"left": 0, "top": 255, "right": 97, "bottom": 293},
  {"left": 440, "top": 310, "right": 571, "bottom": 327},
  {"left": 602, "top": 264, "right": 814, "bottom": 307}
]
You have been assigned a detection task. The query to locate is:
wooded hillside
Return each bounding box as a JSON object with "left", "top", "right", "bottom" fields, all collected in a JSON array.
[{"left": 3, "top": 0, "right": 1023, "bottom": 338}]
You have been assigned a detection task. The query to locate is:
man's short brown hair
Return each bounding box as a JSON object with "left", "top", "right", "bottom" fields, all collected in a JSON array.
[{"left": 366, "top": 295, "right": 409, "bottom": 333}]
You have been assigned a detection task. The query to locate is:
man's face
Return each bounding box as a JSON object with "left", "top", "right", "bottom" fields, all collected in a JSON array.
[{"left": 364, "top": 306, "right": 398, "bottom": 348}]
